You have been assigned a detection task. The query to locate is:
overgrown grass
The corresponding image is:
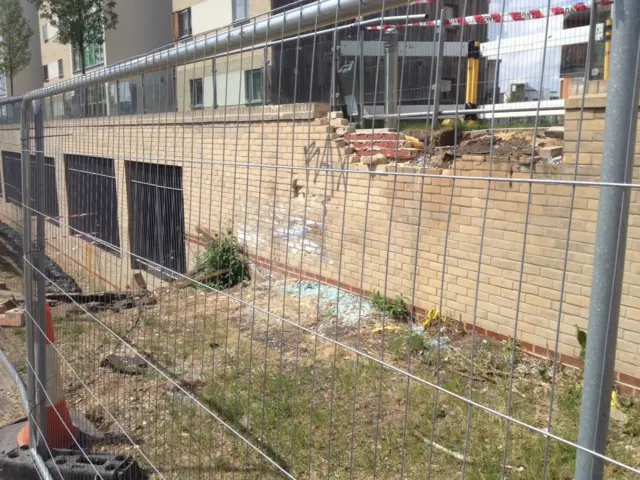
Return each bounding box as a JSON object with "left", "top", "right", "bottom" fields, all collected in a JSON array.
[
  {"left": 52, "top": 287, "right": 640, "bottom": 479},
  {"left": 196, "top": 332, "right": 639, "bottom": 479}
]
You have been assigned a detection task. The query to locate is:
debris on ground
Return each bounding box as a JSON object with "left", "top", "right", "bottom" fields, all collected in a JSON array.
[
  {"left": 100, "top": 355, "right": 148, "bottom": 375},
  {"left": 283, "top": 281, "right": 372, "bottom": 326},
  {"left": 51, "top": 292, "right": 157, "bottom": 318},
  {"left": 0, "top": 221, "right": 81, "bottom": 294},
  {"left": 411, "top": 129, "right": 565, "bottom": 169}
]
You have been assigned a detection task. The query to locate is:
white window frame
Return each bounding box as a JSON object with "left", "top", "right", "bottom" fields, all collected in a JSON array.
[
  {"left": 233, "top": 0, "right": 249, "bottom": 22},
  {"left": 244, "top": 68, "right": 263, "bottom": 105},
  {"left": 190, "top": 78, "right": 203, "bottom": 109},
  {"left": 178, "top": 8, "right": 192, "bottom": 39}
]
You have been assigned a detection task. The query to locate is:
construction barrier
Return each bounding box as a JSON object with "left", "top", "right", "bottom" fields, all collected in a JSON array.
[
  {"left": 17, "top": 304, "right": 78, "bottom": 450},
  {"left": 365, "top": 0, "right": 613, "bottom": 30}
]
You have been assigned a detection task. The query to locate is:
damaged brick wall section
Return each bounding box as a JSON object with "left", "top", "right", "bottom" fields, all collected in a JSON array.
[{"left": 1, "top": 96, "right": 640, "bottom": 393}]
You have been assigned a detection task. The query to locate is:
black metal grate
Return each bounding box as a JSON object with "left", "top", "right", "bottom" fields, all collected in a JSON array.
[
  {"left": 65, "top": 155, "right": 120, "bottom": 254},
  {"left": 2, "top": 151, "right": 60, "bottom": 224},
  {"left": 126, "top": 161, "right": 186, "bottom": 277},
  {"left": 2, "top": 151, "right": 22, "bottom": 205}
]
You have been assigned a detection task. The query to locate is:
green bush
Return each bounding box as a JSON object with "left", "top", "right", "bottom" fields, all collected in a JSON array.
[
  {"left": 370, "top": 291, "right": 410, "bottom": 321},
  {"left": 196, "top": 229, "right": 248, "bottom": 289}
]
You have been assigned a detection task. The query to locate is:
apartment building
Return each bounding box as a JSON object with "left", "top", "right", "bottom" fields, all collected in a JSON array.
[
  {"left": 173, "top": 0, "right": 271, "bottom": 112},
  {"left": 559, "top": 5, "right": 612, "bottom": 98},
  {"left": 1, "top": 0, "right": 43, "bottom": 97},
  {"left": 39, "top": 0, "right": 174, "bottom": 117}
]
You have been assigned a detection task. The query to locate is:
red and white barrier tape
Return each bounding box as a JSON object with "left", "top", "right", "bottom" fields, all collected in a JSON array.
[{"left": 366, "top": 0, "right": 612, "bottom": 30}]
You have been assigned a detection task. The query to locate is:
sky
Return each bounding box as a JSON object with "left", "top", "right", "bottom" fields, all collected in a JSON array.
[{"left": 488, "top": 0, "right": 565, "bottom": 94}]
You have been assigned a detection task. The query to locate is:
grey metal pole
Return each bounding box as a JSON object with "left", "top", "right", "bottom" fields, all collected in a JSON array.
[
  {"left": 20, "top": 99, "right": 37, "bottom": 449},
  {"left": 359, "top": 28, "right": 365, "bottom": 126},
  {"left": 575, "top": 1, "right": 640, "bottom": 478},
  {"left": 586, "top": 0, "right": 598, "bottom": 80},
  {"left": 431, "top": 7, "right": 452, "bottom": 130},
  {"left": 33, "top": 98, "right": 47, "bottom": 447},
  {"left": 383, "top": 28, "right": 399, "bottom": 130}
]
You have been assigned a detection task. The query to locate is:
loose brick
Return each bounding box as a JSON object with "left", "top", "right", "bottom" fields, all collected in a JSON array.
[
  {"left": 538, "top": 146, "right": 563, "bottom": 159},
  {"left": 1, "top": 308, "right": 25, "bottom": 327}
]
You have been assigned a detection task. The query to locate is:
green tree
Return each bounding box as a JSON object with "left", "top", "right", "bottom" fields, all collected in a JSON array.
[
  {"left": 0, "top": 0, "right": 33, "bottom": 96},
  {"left": 31, "top": 0, "right": 118, "bottom": 74}
]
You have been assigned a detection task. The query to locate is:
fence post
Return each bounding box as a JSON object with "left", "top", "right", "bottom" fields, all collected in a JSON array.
[
  {"left": 359, "top": 27, "right": 365, "bottom": 125},
  {"left": 20, "top": 99, "right": 37, "bottom": 448},
  {"left": 383, "top": 28, "right": 398, "bottom": 130},
  {"left": 431, "top": 7, "right": 453, "bottom": 131},
  {"left": 33, "top": 98, "right": 48, "bottom": 447},
  {"left": 575, "top": 1, "right": 640, "bottom": 478}
]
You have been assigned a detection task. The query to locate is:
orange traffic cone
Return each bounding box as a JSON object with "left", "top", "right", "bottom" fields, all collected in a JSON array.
[{"left": 17, "top": 303, "right": 79, "bottom": 449}]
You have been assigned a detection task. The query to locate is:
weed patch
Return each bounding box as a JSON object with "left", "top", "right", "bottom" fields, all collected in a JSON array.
[{"left": 370, "top": 291, "right": 409, "bottom": 321}]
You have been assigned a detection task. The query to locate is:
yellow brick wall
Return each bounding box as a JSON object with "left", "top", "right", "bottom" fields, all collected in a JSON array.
[{"left": 1, "top": 89, "right": 640, "bottom": 388}]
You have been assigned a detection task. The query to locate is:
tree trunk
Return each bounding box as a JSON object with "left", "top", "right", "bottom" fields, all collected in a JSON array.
[
  {"left": 80, "top": 45, "right": 88, "bottom": 115},
  {"left": 9, "top": 76, "right": 13, "bottom": 97}
]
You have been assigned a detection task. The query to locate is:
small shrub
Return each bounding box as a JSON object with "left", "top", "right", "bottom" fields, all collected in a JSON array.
[
  {"left": 625, "top": 407, "right": 640, "bottom": 437},
  {"left": 196, "top": 229, "right": 249, "bottom": 289},
  {"left": 370, "top": 291, "right": 409, "bottom": 321},
  {"left": 503, "top": 340, "right": 518, "bottom": 362},
  {"left": 407, "top": 332, "right": 426, "bottom": 353},
  {"left": 576, "top": 327, "right": 587, "bottom": 361}
]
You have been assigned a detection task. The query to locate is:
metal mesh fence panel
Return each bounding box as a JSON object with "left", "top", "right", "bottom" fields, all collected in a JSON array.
[{"left": 0, "top": 0, "right": 639, "bottom": 479}]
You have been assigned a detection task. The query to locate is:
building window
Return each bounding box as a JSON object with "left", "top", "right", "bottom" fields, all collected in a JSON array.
[
  {"left": 233, "top": 0, "right": 248, "bottom": 21},
  {"left": 2, "top": 151, "right": 22, "bottom": 205},
  {"left": 58, "top": 59, "right": 63, "bottom": 78},
  {"left": 127, "top": 162, "right": 186, "bottom": 277},
  {"left": 172, "top": 8, "right": 191, "bottom": 40},
  {"left": 65, "top": 154, "right": 120, "bottom": 254},
  {"left": 43, "top": 65, "right": 49, "bottom": 82},
  {"left": 244, "top": 69, "right": 263, "bottom": 104},
  {"left": 190, "top": 78, "right": 203, "bottom": 109},
  {"left": 42, "top": 24, "right": 49, "bottom": 42},
  {"left": 72, "top": 43, "right": 105, "bottom": 73}
]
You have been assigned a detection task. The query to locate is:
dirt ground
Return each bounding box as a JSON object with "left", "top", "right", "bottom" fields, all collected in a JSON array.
[
  {"left": 0, "top": 351, "right": 24, "bottom": 427},
  {"left": 0, "top": 251, "right": 27, "bottom": 430},
  {"left": 0, "top": 231, "right": 637, "bottom": 478},
  {"left": 402, "top": 127, "right": 564, "bottom": 167},
  {"left": 455, "top": 129, "right": 563, "bottom": 158},
  {"left": 42, "top": 265, "right": 640, "bottom": 479}
]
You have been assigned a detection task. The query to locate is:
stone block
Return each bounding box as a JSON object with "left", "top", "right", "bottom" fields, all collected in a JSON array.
[
  {"left": 538, "top": 146, "right": 563, "bottom": 159},
  {"left": 330, "top": 118, "right": 349, "bottom": 128},
  {"left": 545, "top": 126, "right": 564, "bottom": 139},
  {"left": 0, "top": 308, "right": 25, "bottom": 327}
]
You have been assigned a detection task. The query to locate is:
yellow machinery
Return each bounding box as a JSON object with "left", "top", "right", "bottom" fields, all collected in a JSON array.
[
  {"left": 604, "top": 18, "right": 612, "bottom": 80},
  {"left": 465, "top": 41, "right": 480, "bottom": 119}
]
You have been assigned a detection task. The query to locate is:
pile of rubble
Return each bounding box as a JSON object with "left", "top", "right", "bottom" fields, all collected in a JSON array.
[{"left": 325, "top": 111, "right": 565, "bottom": 169}]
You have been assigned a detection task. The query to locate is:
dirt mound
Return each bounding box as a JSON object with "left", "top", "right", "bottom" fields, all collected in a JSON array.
[{"left": 457, "top": 130, "right": 562, "bottom": 158}]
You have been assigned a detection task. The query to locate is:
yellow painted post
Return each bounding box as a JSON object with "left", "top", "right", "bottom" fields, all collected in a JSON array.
[
  {"left": 471, "top": 57, "right": 480, "bottom": 104},
  {"left": 466, "top": 59, "right": 473, "bottom": 103},
  {"left": 465, "top": 41, "right": 481, "bottom": 121}
]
